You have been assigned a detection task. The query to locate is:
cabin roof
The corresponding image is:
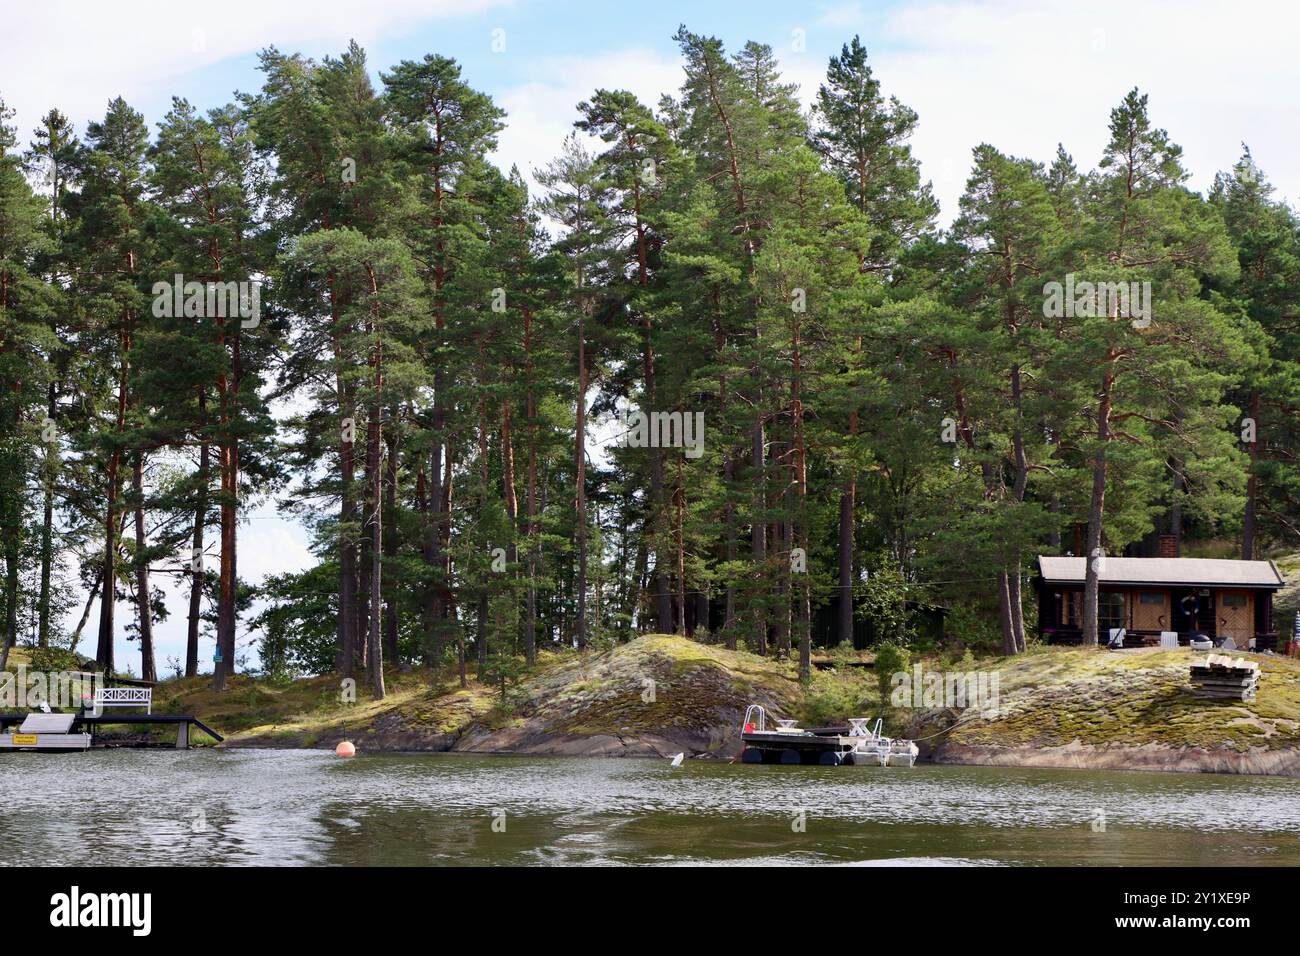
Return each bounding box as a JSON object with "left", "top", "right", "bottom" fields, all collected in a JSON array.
[{"left": 1037, "top": 556, "right": 1284, "bottom": 589}]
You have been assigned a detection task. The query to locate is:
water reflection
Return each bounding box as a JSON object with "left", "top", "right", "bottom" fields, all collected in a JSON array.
[{"left": 2, "top": 750, "right": 1298, "bottom": 865}]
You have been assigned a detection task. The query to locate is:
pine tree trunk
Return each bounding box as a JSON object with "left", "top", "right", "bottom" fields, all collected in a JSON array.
[
  {"left": 214, "top": 437, "right": 237, "bottom": 687},
  {"left": 186, "top": 408, "right": 208, "bottom": 678},
  {"left": 997, "top": 569, "right": 1016, "bottom": 655},
  {"left": 1009, "top": 570, "right": 1027, "bottom": 654},
  {"left": 383, "top": 425, "right": 399, "bottom": 663},
  {"left": 775, "top": 512, "right": 791, "bottom": 657},
  {"left": 723, "top": 452, "right": 737, "bottom": 649},
  {"left": 1008, "top": 363, "right": 1029, "bottom": 653},
  {"left": 501, "top": 397, "right": 520, "bottom": 652},
  {"left": 214, "top": 313, "right": 242, "bottom": 690},
  {"left": 476, "top": 372, "right": 491, "bottom": 672},
  {"left": 97, "top": 331, "right": 129, "bottom": 674},
  {"left": 751, "top": 404, "right": 767, "bottom": 655},
  {"left": 338, "top": 396, "right": 358, "bottom": 677},
  {"left": 793, "top": 320, "right": 810, "bottom": 679},
  {"left": 1081, "top": 374, "right": 1113, "bottom": 646},
  {"left": 357, "top": 462, "right": 372, "bottom": 672},
  {"left": 1242, "top": 390, "right": 1259, "bottom": 560},
  {"left": 133, "top": 453, "right": 156, "bottom": 682},
  {"left": 424, "top": 437, "right": 444, "bottom": 660},
  {"left": 714, "top": 317, "right": 737, "bottom": 649},
  {"left": 366, "top": 285, "right": 385, "bottom": 701},
  {"left": 525, "top": 309, "right": 539, "bottom": 666},
  {"left": 71, "top": 569, "right": 104, "bottom": 650},
  {"left": 37, "top": 381, "right": 56, "bottom": 648},
  {"left": 0, "top": 527, "right": 16, "bottom": 673},
  {"left": 330, "top": 268, "right": 358, "bottom": 677},
  {"left": 837, "top": 477, "right": 855, "bottom": 649},
  {"left": 675, "top": 456, "right": 686, "bottom": 637},
  {"left": 575, "top": 311, "right": 588, "bottom": 651}
]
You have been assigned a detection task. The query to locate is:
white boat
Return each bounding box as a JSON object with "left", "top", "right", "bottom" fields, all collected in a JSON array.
[{"left": 739, "top": 706, "right": 919, "bottom": 767}]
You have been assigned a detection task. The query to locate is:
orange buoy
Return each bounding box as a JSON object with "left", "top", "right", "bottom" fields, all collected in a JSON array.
[{"left": 335, "top": 741, "right": 356, "bottom": 757}]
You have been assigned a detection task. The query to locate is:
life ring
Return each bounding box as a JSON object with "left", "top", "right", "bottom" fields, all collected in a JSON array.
[{"left": 1180, "top": 594, "right": 1199, "bottom": 615}]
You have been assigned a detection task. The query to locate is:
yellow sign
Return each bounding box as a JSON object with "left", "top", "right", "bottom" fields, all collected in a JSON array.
[{"left": 12, "top": 734, "right": 38, "bottom": 746}]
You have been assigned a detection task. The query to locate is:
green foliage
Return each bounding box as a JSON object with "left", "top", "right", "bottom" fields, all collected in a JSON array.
[
  {"left": 943, "top": 605, "right": 1002, "bottom": 653},
  {"left": 860, "top": 555, "right": 912, "bottom": 642},
  {"left": 4, "top": 29, "right": 1292, "bottom": 689},
  {"left": 796, "top": 669, "right": 874, "bottom": 727},
  {"left": 873, "top": 641, "right": 910, "bottom": 714},
  {"left": 25, "top": 645, "right": 85, "bottom": 674},
  {"left": 479, "top": 650, "right": 527, "bottom": 704}
]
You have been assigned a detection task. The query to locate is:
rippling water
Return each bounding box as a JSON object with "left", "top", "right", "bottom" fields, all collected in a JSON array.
[{"left": 2, "top": 750, "right": 1298, "bottom": 865}]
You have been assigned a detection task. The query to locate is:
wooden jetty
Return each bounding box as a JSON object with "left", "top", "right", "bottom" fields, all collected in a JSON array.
[
  {"left": 0, "top": 683, "right": 222, "bottom": 751},
  {"left": 0, "top": 712, "right": 223, "bottom": 749}
]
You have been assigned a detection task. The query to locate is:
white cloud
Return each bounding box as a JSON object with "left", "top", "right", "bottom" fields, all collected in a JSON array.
[
  {"left": 2, "top": 0, "right": 512, "bottom": 134},
  {"left": 793, "top": 0, "right": 1300, "bottom": 220},
  {"left": 492, "top": 48, "right": 684, "bottom": 195}
]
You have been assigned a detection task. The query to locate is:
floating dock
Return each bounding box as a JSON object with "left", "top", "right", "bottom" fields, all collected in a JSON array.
[
  {"left": 0, "top": 712, "right": 223, "bottom": 750},
  {"left": 738, "top": 706, "right": 919, "bottom": 767}
]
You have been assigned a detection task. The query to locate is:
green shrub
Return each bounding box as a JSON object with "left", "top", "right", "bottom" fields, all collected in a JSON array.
[
  {"left": 26, "top": 646, "right": 86, "bottom": 674},
  {"left": 873, "top": 642, "right": 910, "bottom": 714},
  {"left": 795, "top": 670, "right": 874, "bottom": 727}
]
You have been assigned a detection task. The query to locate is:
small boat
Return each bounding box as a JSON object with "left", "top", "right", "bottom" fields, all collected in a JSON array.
[{"left": 738, "top": 705, "right": 918, "bottom": 767}]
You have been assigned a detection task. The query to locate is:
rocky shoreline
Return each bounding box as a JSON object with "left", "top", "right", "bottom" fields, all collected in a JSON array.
[
  {"left": 927, "top": 741, "right": 1300, "bottom": 777},
  {"left": 179, "top": 636, "right": 1300, "bottom": 778},
  {"left": 222, "top": 726, "right": 1300, "bottom": 778}
]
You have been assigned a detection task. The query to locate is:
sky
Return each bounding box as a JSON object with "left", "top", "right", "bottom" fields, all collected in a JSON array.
[{"left": 5, "top": 0, "right": 1298, "bottom": 674}]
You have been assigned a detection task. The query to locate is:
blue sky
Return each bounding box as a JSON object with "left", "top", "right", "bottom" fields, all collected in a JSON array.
[{"left": 5, "top": 0, "right": 1298, "bottom": 674}]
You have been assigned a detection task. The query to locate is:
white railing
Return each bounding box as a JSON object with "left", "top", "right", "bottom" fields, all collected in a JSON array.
[{"left": 93, "top": 687, "right": 152, "bottom": 714}]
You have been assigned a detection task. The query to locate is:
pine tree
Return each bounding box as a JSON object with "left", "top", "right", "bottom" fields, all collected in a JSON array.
[
  {"left": 68, "top": 97, "right": 156, "bottom": 674},
  {"left": 383, "top": 53, "right": 505, "bottom": 666},
  {"left": 1075, "top": 90, "right": 1243, "bottom": 643},
  {"left": 1210, "top": 149, "right": 1300, "bottom": 553},
  {"left": 538, "top": 135, "right": 612, "bottom": 651}
]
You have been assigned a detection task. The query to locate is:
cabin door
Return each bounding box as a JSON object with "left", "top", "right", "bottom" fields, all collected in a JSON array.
[
  {"left": 1170, "top": 588, "right": 1207, "bottom": 635},
  {"left": 1217, "top": 590, "right": 1254, "bottom": 646}
]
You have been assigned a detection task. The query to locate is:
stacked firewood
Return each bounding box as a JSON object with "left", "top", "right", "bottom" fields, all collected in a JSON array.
[{"left": 1188, "top": 654, "right": 1262, "bottom": 702}]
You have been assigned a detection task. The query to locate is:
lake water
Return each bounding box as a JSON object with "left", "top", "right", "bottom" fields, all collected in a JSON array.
[{"left": 2, "top": 750, "right": 1298, "bottom": 866}]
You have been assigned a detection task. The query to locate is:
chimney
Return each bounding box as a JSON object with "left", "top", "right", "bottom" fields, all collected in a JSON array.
[{"left": 1158, "top": 534, "right": 1179, "bottom": 558}]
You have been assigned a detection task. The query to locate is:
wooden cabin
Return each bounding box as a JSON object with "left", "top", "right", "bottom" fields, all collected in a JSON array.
[{"left": 1034, "top": 556, "right": 1284, "bottom": 651}]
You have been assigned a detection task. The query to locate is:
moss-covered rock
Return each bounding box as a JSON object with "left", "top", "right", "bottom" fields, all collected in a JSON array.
[
  {"left": 900, "top": 645, "right": 1300, "bottom": 774},
  {"left": 454, "top": 635, "right": 800, "bottom": 757}
]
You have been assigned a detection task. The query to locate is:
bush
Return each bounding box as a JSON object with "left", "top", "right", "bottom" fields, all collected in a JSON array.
[
  {"left": 26, "top": 646, "right": 86, "bottom": 674},
  {"left": 828, "top": 640, "right": 859, "bottom": 667},
  {"left": 796, "top": 670, "right": 874, "bottom": 727},
  {"left": 874, "top": 641, "right": 910, "bottom": 713},
  {"left": 479, "top": 651, "right": 527, "bottom": 704},
  {"left": 943, "top": 604, "right": 1002, "bottom": 654}
]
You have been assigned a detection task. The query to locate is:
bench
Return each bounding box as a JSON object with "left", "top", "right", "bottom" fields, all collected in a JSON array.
[{"left": 92, "top": 687, "right": 152, "bottom": 714}]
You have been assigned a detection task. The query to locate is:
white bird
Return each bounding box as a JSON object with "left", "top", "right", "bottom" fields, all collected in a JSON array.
[
  {"left": 39, "top": 701, "right": 51, "bottom": 714},
  {"left": 669, "top": 753, "right": 684, "bottom": 767}
]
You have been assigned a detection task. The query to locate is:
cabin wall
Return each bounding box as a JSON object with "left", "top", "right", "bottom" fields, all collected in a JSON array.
[{"left": 1036, "top": 580, "right": 1279, "bottom": 645}]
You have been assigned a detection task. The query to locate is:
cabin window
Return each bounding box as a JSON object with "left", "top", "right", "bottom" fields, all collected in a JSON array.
[
  {"left": 1099, "top": 591, "right": 1125, "bottom": 632},
  {"left": 1221, "top": 594, "right": 1247, "bottom": 608},
  {"left": 1139, "top": 592, "right": 1164, "bottom": 605}
]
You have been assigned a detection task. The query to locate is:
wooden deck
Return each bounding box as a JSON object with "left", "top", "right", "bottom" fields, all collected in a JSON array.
[{"left": 0, "top": 712, "right": 223, "bottom": 745}]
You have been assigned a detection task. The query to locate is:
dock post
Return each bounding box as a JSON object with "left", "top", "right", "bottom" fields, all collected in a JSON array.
[{"left": 175, "top": 722, "right": 189, "bottom": 749}]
